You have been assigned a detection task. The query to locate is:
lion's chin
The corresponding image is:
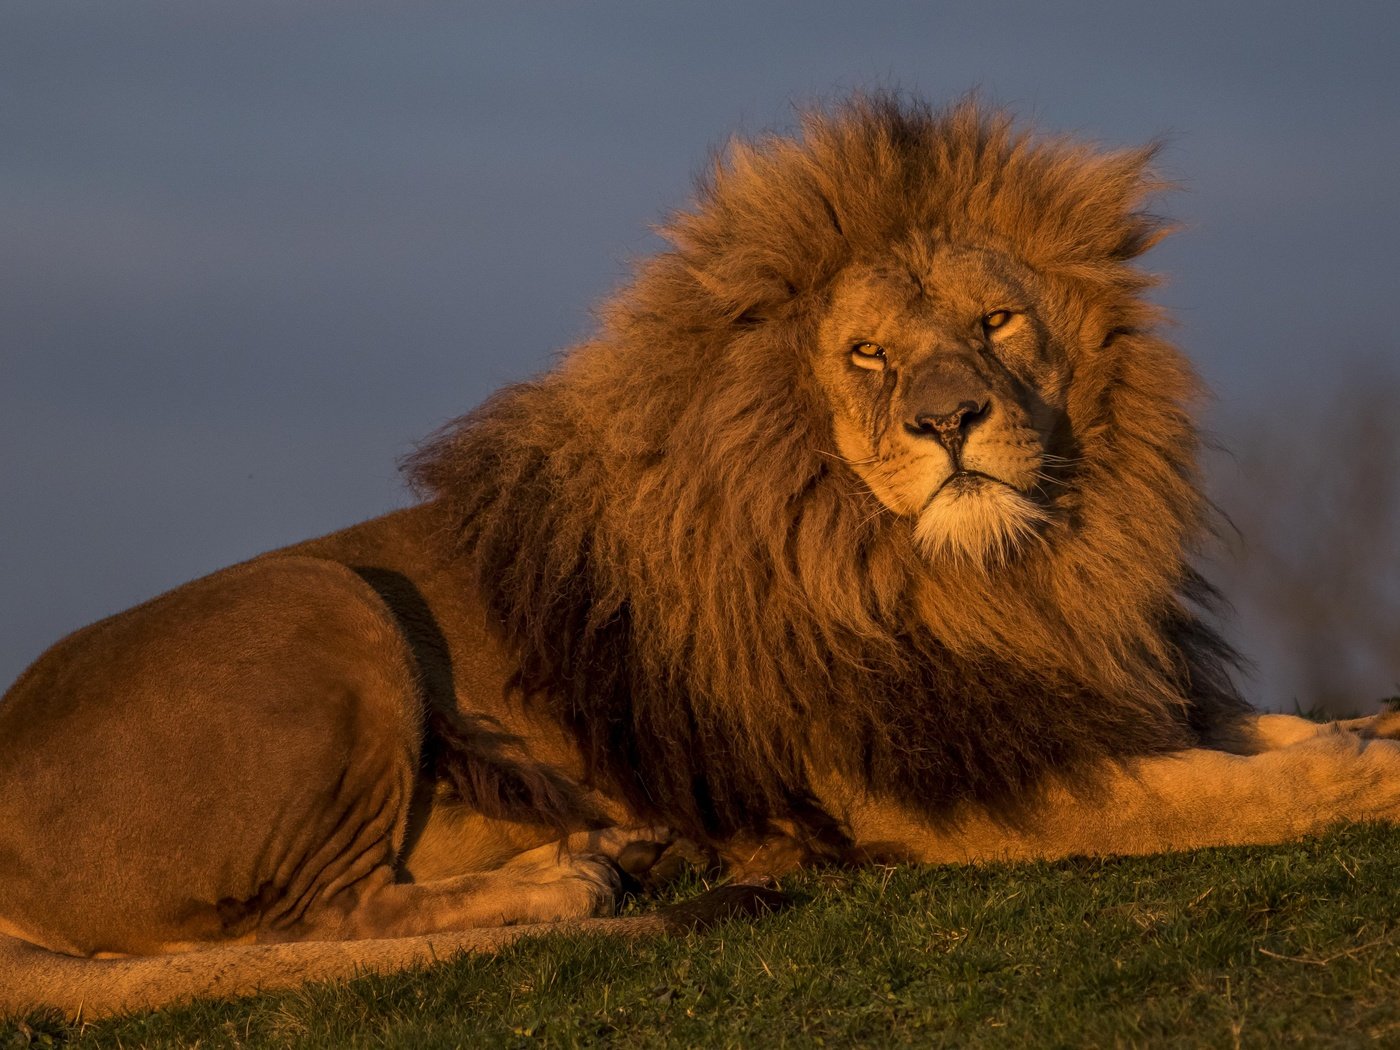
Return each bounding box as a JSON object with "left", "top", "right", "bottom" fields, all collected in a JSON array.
[{"left": 913, "top": 475, "right": 1047, "bottom": 566}]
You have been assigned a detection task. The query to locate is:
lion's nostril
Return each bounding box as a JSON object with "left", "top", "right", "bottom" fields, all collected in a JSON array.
[
  {"left": 915, "top": 399, "right": 984, "bottom": 432},
  {"left": 911, "top": 399, "right": 989, "bottom": 452}
]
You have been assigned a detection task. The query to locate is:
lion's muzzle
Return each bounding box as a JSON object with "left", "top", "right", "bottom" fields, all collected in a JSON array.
[{"left": 902, "top": 351, "right": 994, "bottom": 461}]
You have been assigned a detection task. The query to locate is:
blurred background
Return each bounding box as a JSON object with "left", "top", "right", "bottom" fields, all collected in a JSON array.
[{"left": 2, "top": 1, "right": 1396, "bottom": 714}]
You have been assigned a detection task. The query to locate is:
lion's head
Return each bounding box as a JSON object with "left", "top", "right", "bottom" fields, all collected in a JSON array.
[
  {"left": 814, "top": 249, "right": 1067, "bottom": 565},
  {"left": 410, "top": 95, "right": 1247, "bottom": 840}
]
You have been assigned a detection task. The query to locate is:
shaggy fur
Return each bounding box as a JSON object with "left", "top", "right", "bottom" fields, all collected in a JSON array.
[{"left": 408, "top": 95, "right": 1250, "bottom": 842}]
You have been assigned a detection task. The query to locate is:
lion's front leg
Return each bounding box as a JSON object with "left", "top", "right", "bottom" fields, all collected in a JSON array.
[{"left": 825, "top": 732, "right": 1400, "bottom": 865}]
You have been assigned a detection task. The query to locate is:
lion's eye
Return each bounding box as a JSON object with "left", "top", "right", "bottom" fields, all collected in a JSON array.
[
  {"left": 981, "top": 310, "right": 1015, "bottom": 334},
  {"left": 850, "top": 342, "right": 887, "bottom": 370}
]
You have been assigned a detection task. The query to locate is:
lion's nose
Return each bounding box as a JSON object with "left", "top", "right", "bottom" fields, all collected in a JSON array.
[{"left": 910, "top": 399, "right": 989, "bottom": 454}]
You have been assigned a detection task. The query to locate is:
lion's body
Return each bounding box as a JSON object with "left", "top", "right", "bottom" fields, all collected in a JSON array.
[{"left": 4, "top": 95, "right": 1400, "bottom": 1019}]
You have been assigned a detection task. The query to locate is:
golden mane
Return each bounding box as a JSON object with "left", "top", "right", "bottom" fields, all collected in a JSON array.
[{"left": 408, "top": 95, "right": 1246, "bottom": 840}]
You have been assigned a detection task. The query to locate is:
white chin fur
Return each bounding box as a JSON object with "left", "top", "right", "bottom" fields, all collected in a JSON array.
[{"left": 913, "top": 478, "right": 1047, "bottom": 565}]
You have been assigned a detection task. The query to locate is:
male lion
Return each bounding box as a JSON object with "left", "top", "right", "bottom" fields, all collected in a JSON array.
[{"left": 4, "top": 95, "right": 1399, "bottom": 1019}]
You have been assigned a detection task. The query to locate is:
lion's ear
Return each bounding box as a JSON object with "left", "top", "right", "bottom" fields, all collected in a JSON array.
[
  {"left": 734, "top": 302, "right": 784, "bottom": 327},
  {"left": 682, "top": 263, "right": 801, "bottom": 326},
  {"left": 1100, "top": 327, "right": 1130, "bottom": 350}
]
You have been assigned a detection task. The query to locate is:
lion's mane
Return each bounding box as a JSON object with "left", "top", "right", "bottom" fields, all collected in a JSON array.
[{"left": 409, "top": 96, "right": 1247, "bottom": 840}]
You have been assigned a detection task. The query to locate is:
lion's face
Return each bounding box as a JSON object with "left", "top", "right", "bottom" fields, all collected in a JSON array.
[{"left": 812, "top": 241, "right": 1071, "bottom": 565}]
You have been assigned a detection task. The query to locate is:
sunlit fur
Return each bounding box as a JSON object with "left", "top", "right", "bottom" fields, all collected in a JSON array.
[
  {"left": 914, "top": 477, "right": 1050, "bottom": 565},
  {"left": 409, "top": 95, "right": 1248, "bottom": 841}
]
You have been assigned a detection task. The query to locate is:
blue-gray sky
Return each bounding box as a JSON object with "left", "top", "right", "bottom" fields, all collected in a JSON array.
[{"left": 3, "top": 1, "right": 1398, "bottom": 702}]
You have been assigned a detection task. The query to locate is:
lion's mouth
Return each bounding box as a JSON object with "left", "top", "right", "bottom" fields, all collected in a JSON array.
[
  {"left": 928, "top": 469, "right": 1010, "bottom": 502},
  {"left": 913, "top": 468, "right": 1050, "bottom": 564}
]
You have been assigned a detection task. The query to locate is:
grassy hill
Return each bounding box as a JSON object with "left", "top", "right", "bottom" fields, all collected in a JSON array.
[{"left": 9, "top": 823, "right": 1400, "bottom": 1048}]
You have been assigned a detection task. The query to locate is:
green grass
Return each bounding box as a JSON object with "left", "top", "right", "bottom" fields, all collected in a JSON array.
[{"left": 10, "top": 824, "right": 1400, "bottom": 1048}]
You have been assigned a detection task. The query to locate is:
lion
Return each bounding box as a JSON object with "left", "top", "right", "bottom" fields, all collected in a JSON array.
[{"left": 4, "top": 94, "right": 1400, "bottom": 1020}]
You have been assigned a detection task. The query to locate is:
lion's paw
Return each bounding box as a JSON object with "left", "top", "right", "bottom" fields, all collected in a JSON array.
[
  {"left": 565, "top": 824, "right": 683, "bottom": 878},
  {"left": 504, "top": 846, "right": 622, "bottom": 922}
]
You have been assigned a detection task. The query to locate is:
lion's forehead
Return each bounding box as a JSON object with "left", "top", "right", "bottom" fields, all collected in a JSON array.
[{"left": 831, "top": 245, "right": 1039, "bottom": 327}]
